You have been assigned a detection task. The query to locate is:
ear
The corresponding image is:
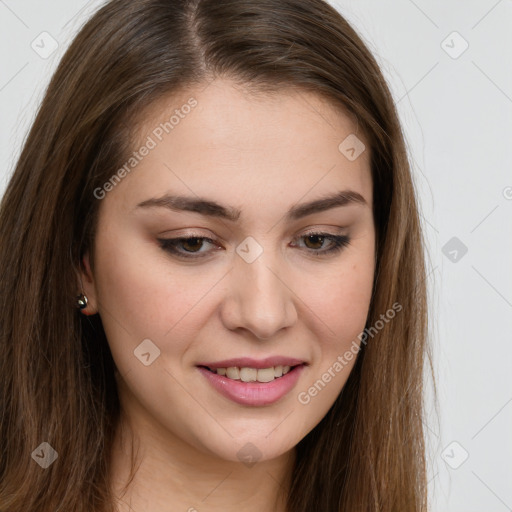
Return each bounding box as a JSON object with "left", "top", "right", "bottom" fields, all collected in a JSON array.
[{"left": 78, "top": 251, "right": 98, "bottom": 315}]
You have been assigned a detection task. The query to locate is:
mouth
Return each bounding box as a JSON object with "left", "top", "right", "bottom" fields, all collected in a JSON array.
[{"left": 196, "top": 362, "right": 307, "bottom": 406}]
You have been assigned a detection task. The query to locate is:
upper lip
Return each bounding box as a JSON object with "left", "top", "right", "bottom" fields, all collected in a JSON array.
[{"left": 197, "top": 356, "right": 306, "bottom": 370}]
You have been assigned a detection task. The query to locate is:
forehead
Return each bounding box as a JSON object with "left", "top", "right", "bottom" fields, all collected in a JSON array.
[{"left": 111, "top": 78, "right": 373, "bottom": 216}]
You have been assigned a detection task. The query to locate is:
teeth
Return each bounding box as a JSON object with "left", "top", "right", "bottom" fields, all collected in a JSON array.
[
  {"left": 226, "top": 367, "right": 240, "bottom": 379},
  {"left": 239, "top": 367, "right": 257, "bottom": 382},
  {"left": 214, "top": 365, "right": 294, "bottom": 382},
  {"left": 256, "top": 367, "right": 275, "bottom": 382}
]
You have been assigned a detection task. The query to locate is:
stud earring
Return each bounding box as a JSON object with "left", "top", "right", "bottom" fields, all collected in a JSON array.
[{"left": 76, "top": 293, "right": 88, "bottom": 310}]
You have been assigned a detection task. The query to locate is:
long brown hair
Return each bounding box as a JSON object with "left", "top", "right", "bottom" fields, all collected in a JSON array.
[{"left": 0, "top": 1, "right": 430, "bottom": 510}]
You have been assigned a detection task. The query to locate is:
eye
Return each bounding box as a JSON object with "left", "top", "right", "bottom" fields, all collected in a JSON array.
[
  {"left": 157, "top": 231, "right": 350, "bottom": 260},
  {"left": 157, "top": 235, "right": 219, "bottom": 259},
  {"left": 291, "top": 231, "right": 350, "bottom": 256}
]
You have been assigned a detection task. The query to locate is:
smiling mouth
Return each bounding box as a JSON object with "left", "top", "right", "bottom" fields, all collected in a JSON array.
[{"left": 198, "top": 364, "right": 302, "bottom": 383}]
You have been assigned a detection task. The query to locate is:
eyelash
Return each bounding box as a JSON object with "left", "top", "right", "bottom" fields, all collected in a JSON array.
[{"left": 157, "top": 231, "right": 350, "bottom": 260}]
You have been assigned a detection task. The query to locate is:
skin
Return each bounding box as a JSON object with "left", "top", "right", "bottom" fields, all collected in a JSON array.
[{"left": 79, "top": 78, "right": 376, "bottom": 512}]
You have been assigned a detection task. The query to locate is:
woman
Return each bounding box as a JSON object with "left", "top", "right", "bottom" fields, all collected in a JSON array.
[{"left": 0, "top": 0, "right": 430, "bottom": 510}]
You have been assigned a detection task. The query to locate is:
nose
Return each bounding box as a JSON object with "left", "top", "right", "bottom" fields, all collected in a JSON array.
[{"left": 219, "top": 252, "right": 298, "bottom": 340}]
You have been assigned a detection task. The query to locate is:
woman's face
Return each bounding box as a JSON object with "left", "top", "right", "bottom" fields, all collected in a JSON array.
[{"left": 81, "top": 78, "right": 375, "bottom": 463}]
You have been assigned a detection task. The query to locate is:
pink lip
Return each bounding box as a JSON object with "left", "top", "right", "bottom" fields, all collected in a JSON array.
[
  {"left": 196, "top": 356, "right": 305, "bottom": 370},
  {"left": 197, "top": 364, "right": 306, "bottom": 406}
]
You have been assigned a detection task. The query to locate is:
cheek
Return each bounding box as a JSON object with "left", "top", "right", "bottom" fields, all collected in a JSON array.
[
  {"left": 95, "top": 249, "right": 167, "bottom": 330},
  {"left": 93, "top": 229, "right": 227, "bottom": 368},
  {"left": 296, "top": 225, "right": 375, "bottom": 344},
  {"left": 303, "top": 258, "right": 375, "bottom": 344},
  {"left": 92, "top": 230, "right": 188, "bottom": 359},
  {"left": 292, "top": 261, "right": 372, "bottom": 430}
]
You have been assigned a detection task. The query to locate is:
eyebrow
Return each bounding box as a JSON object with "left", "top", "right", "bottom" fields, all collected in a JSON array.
[{"left": 135, "top": 190, "right": 367, "bottom": 222}]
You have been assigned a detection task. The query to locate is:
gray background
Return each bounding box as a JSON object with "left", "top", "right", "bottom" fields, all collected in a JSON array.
[{"left": 1, "top": 1, "right": 511, "bottom": 510}]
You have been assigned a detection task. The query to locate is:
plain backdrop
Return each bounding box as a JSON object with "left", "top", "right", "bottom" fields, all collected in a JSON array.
[{"left": 1, "top": 1, "right": 511, "bottom": 510}]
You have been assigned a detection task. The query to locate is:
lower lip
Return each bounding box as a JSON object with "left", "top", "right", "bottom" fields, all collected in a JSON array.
[{"left": 197, "top": 365, "right": 305, "bottom": 406}]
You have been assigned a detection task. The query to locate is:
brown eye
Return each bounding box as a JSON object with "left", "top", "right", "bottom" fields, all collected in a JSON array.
[
  {"left": 293, "top": 232, "right": 350, "bottom": 256},
  {"left": 303, "top": 234, "right": 326, "bottom": 250},
  {"left": 157, "top": 236, "right": 219, "bottom": 259},
  {"left": 180, "top": 237, "right": 205, "bottom": 252}
]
